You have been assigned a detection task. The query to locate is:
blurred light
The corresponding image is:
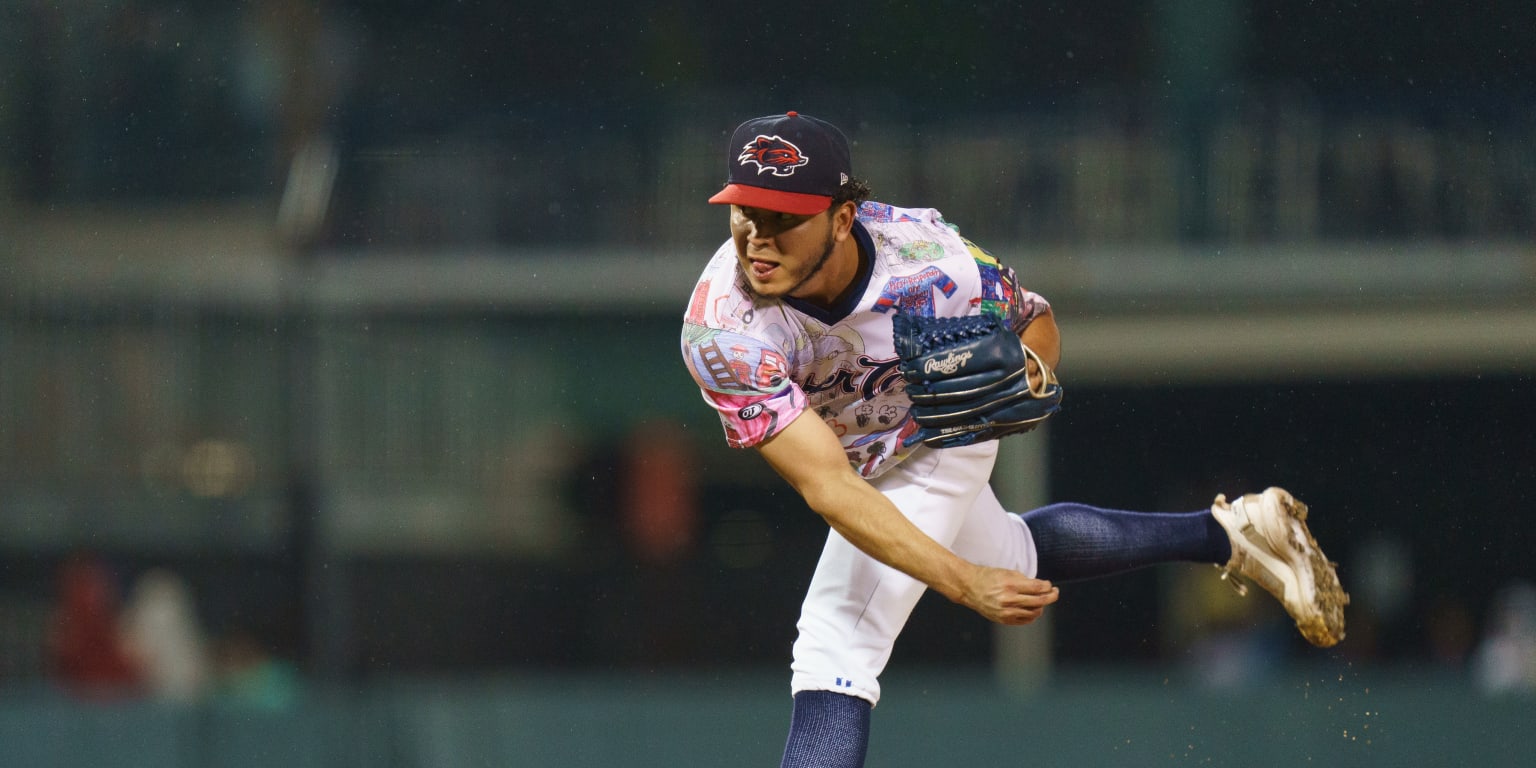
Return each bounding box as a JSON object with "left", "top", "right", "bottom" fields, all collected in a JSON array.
[
  {"left": 277, "top": 134, "right": 338, "bottom": 246},
  {"left": 180, "top": 439, "right": 256, "bottom": 499}
]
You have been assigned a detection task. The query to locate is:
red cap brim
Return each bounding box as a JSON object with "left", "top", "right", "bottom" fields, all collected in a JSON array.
[{"left": 708, "top": 184, "right": 832, "bottom": 216}]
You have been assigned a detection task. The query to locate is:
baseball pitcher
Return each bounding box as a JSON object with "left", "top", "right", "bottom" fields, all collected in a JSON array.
[{"left": 680, "top": 111, "right": 1348, "bottom": 768}]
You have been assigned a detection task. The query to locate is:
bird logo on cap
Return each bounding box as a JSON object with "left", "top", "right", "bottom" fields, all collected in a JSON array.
[{"left": 736, "top": 135, "right": 809, "bottom": 177}]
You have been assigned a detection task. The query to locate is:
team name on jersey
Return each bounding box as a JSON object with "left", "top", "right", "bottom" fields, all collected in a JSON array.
[{"left": 802, "top": 355, "right": 904, "bottom": 403}]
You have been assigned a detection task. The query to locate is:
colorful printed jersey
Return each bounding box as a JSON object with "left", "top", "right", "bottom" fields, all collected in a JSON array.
[{"left": 680, "top": 201, "right": 1050, "bottom": 479}]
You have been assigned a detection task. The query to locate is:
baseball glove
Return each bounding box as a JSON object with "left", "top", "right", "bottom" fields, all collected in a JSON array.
[{"left": 892, "top": 312, "right": 1063, "bottom": 449}]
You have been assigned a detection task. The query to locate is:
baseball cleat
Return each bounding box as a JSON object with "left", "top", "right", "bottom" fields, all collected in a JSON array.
[{"left": 1210, "top": 487, "right": 1350, "bottom": 648}]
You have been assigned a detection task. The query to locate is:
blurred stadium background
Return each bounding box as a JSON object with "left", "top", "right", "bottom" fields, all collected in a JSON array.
[{"left": 1, "top": 1, "right": 1534, "bottom": 765}]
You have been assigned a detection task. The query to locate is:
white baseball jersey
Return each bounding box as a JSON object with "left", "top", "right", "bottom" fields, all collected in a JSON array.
[
  {"left": 681, "top": 201, "right": 1050, "bottom": 478},
  {"left": 681, "top": 200, "right": 1050, "bottom": 705}
]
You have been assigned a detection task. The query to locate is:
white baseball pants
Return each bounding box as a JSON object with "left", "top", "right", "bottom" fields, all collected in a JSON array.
[{"left": 788, "top": 440, "right": 1039, "bottom": 705}]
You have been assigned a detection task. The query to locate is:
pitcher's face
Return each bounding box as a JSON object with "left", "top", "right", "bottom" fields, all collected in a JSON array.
[{"left": 730, "top": 205, "right": 838, "bottom": 301}]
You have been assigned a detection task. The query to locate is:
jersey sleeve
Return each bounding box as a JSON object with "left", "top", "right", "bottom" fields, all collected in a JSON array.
[
  {"left": 962, "top": 236, "right": 1052, "bottom": 334},
  {"left": 681, "top": 324, "right": 807, "bottom": 449},
  {"left": 1003, "top": 277, "right": 1051, "bottom": 335}
]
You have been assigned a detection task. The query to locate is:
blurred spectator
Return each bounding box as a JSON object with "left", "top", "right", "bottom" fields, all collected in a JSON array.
[
  {"left": 120, "top": 568, "right": 211, "bottom": 703},
  {"left": 46, "top": 554, "right": 143, "bottom": 700},
  {"left": 212, "top": 627, "right": 300, "bottom": 711},
  {"left": 620, "top": 419, "right": 700, "bottom": 565},
  {"left": 1472, "top": 581, "right": 1536, "bottom": 696}
]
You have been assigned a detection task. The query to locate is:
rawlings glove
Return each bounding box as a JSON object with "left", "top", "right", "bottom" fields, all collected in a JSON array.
[{"left": 892, "top": 312, "right": 1063, "bottom": 449}]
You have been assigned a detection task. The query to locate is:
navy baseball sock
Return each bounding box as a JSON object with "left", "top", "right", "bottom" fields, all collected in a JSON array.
[
  {"left": 779, "top": 690, "right": 872, "bottom": 768},
  {"left": 1022, "top": 502, "right": 1232, "bottom": 582}
]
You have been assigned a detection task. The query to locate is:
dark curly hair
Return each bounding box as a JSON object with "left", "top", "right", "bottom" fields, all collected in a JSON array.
[{"left": 829, "top": 176, "right": 873, "bottom": 211}]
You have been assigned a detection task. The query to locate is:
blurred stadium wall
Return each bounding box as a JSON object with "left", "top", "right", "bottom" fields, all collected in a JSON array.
[{"left": 2, "top": 1, "right": 1534, "bottom": 764}]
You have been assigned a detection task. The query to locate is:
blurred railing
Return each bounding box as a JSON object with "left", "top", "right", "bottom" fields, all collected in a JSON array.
[
  {"left": 21, "top": 99, "right": 1533, "bottom": 252},
  {"left": 210, "top": 91, "right": 1536, "bottom": 249}
]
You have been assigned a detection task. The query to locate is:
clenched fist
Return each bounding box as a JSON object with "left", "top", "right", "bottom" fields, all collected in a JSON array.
[{"left": 956, "top": 565, "right": 1060, "bottom": 625}]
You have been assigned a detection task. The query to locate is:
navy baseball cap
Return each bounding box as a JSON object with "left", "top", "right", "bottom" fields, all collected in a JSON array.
[{"left": 708, "top": 111, "right": 853, "bottom": 215}]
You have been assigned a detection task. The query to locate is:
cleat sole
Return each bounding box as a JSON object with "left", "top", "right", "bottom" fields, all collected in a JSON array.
[{"left": 1279, "top": 492, "right": 1349, "bottom": 647}]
